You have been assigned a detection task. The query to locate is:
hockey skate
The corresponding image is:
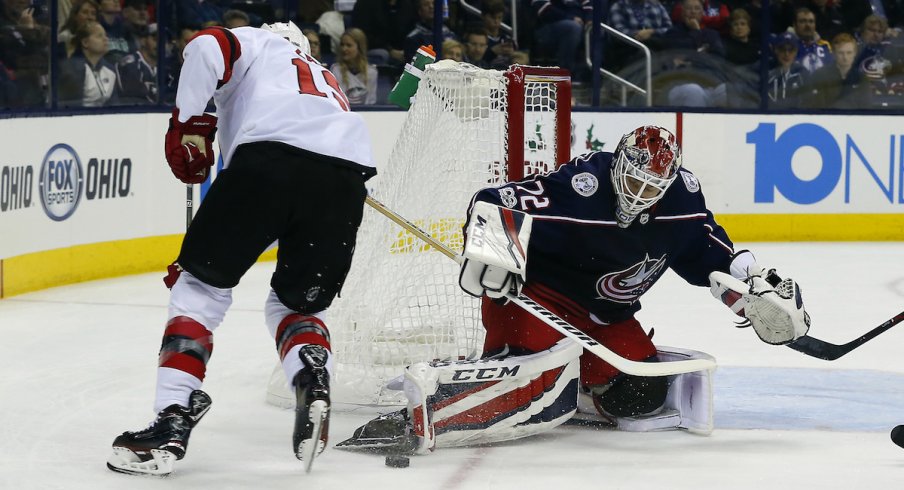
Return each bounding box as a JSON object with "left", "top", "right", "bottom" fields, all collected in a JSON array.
[
  {"left": 107, "top": 390, "right": 212, "bottom": 477},
  {"left": 293, "top": 344, "right": 331, "bottom": 473}
]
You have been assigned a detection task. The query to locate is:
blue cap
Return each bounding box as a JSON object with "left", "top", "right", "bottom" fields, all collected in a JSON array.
[{"left": 771, "top": 32, "right": 799, "bottom": 48}]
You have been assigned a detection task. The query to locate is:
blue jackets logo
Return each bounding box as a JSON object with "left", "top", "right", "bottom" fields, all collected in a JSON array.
[
  {"left": 39, "top": 144, "right": 83, "bottom": 221},
  {"left": 747, "top": 122, "right": 904, "bottom": 205}
]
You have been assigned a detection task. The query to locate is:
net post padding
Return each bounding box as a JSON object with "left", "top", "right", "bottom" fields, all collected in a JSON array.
[{"left": 326, "top": 62, "right": 571, "bottom": 405}]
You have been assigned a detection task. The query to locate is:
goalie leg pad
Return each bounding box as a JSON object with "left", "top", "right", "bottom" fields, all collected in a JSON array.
[
  {"left": 340, "top": 339, "right": 582, "bottom": 454},
  {"left": 575, "top": 347, "right": 715, "bottom": 434},
  {"left": 419, "top": 339, "right": 581, "bottom": 451},
  {"left": 588, "top": 371, "right": 671, "bottom": 418}
]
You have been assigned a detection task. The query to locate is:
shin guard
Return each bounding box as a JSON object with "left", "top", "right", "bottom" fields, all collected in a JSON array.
[
  {"left": 155, "top": 316, "right": 214, "bottom": 412},
  {"left": 274, "top": 314, "right": 333, "bottom": 392}
]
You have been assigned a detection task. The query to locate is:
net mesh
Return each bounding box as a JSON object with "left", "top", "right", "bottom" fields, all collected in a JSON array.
[{"left": 325, "top": 62, "right": 565, "bottom": 405}]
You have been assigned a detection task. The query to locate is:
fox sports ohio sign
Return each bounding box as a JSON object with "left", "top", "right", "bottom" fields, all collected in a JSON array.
[{"left": 38, "top": 144, "right": 83, "bottom": 221}]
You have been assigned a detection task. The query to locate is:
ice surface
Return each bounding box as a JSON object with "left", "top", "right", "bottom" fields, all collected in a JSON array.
[{"left": 1, "top": 242, "right": 902, "bottom": 489}]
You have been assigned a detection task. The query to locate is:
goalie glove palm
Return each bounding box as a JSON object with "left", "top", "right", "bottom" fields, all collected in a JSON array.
[{"left": 710, "top": 269, "right": 810, "bottom": 345}]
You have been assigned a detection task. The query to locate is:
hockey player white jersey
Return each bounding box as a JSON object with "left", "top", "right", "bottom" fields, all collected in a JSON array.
[{"left": 175, "top": 26, "right": 375, "bottom": 170}]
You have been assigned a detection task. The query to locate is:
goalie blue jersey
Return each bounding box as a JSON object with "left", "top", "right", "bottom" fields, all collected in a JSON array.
[{"left": 467, "top": 151, "right": 737, "bottom": 324}]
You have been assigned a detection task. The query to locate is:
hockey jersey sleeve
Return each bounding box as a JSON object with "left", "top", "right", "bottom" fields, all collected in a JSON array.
[
  {"left": 175, "top": 27, "right": 241, "bottom": 120},
  {"left": 668, "top": 189, "right": 736, "bottom": 287}
]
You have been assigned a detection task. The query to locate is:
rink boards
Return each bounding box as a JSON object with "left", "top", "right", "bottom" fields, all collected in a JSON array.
[{"left": 0, "top": 111, "right": 902, "bottom": 297}]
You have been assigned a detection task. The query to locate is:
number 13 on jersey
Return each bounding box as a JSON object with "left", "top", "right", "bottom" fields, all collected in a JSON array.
[{"left": 292, "top": 52, "right": 350, "bottom": 111}]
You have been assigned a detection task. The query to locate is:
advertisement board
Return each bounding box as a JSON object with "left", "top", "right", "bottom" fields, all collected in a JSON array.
[{"left": 1, "top": 111, "right": 901, "bottom": 298}]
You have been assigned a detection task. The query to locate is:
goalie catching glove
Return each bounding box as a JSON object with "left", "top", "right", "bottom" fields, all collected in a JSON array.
[
  {"left": 165, "top": 108, "right": 218, "bottom": 184},
  {"left": 709, "top": 251, "right": 810, "bottom": 345},
  {"left": 459, "top": 201, "right": 532, "bottom": 299}
]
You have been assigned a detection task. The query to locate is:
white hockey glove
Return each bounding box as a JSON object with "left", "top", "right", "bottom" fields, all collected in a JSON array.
[
  {"left": 459, "top": 201, "right": 532, "bottom": 300},
  {"left": 710, "top": 251, "right": 810, "bottom": 345}
]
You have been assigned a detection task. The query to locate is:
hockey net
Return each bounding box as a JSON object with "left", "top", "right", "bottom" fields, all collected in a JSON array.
[{"left": 274, "top": 62, "right": 571, "bottom": 406}]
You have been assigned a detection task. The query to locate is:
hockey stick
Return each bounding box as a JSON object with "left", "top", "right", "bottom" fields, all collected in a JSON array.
[
  {"left": 785, "top": 310, "right": 904, "bottom": 361},
  {"left": 364, "top": 195, "right": 716, "bottom": 376},
  {"left": 186, "top": 185, "right": 193, "bottom": 229}
]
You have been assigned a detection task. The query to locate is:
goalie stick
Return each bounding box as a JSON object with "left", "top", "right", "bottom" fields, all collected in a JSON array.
[
  {"left": 364, "top": 195, "right": 716, "bottom": 377},
  {"left": 785, "top": 310, "right": 904, "bottom": 361}
]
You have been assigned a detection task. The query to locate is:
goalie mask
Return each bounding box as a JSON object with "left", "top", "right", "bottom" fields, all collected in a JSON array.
[
  {"left": 261, "top": 21, "right": 310, "bottom": 55},
  {"left": 611, "top": 126, "right": 682, "bottom": 227}
]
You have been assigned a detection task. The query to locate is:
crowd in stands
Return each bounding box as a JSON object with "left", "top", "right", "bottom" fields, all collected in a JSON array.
[{"left": 0, "top": 0, "right": 902, "bottom": 110}]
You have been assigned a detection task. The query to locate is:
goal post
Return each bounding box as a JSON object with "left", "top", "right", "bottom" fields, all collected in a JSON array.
[
  {"left": 504, "top": 65, "right": 572, "bottom": 181},
  {"left": 268, "top": 62, "right": 572, "bottom": 407}
]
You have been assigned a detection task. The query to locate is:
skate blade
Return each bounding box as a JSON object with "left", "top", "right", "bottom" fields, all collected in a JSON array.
[
  {"left": 107, "top": 447, "right": 175, "bottom": 477},
  {"left": 296, "top": 400, "right": 329, "bottom": 473}
]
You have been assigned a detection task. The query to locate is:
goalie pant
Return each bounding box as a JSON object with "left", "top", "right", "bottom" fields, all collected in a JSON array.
[{"left": 388, "top": 341, "right": 715, "bottom": 454}]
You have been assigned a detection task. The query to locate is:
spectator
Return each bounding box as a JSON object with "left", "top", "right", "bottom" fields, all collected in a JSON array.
[
  {"left": 0, "top": 0, "right": 51, "bottom": 106},
  {"left": 298, "top": 0, "right": 332, "bottom": 24},
  {"left": 442, "top": 38, "right": 463, "bottom": 61},
  {"left": 58, "top": 0, "right": 74, "bottom": 27},
  {"left": 303, "top": 29, "right": 324, "bottom": 64},
  {"left": 162, "top": 25, "right": 198, "bottom": 102},
  {"left": 462, "top": 30, "right": 491, "bottom": 68},
  {"left": 855, "top": 14, "right": 902, "bottom": 74},
  {"left": 351, "top": 0, "right": 417, "bottom": 65},
  {"left": 481, "top": 0, "right": 527, "bottom": 67},
  {"left": 0, "top": 58, "right": 17, "bottom": 108},
  {"left": 531, "top": 0, "right": 590, "bottom": 77},
  {"left": 223, "top": 9, "right": 250, "bottom": 28},
  {"left": 839, "top": 0, "right": 874, "bottom": 35},
  {"left": 330, "top": 28, "right": 377, "bottom": 105},
  {"left": 58, "top": 0, "right": 99, "bottom": 58},
  {"left": 861, "top": 52, "right": 904, "bottom": 109},
  {"left": 175, "top": 0, "right": 224, "bottom": 28},
  {"left": 724, "top": 8, "right": 760, "bottom": 67},
  {"left": 97, "top": 0, "right": 131, "bottom": 63},
  {"left": 807, "top": 33, "right": 865, "bottom": 108},
  {"left": 609, "top": 0, "right": 672, "bottom": 44},
  {"left": 766, "top": 31, "right": 809, "bottom": 108},
  {"left": 804, "top": 0, "right": 844, "bottom": 43},
  {"left": 59, "top": 20, "right": 119, "bottom": 107},
  {"left": 671, "top": 0, "right": 730, "bottom": 34},
  {"left": 121, "top": 0, "right": 150, "bottom": 49},
  {"left": 793, "top": 7, "right": 833, "bottom": 73},
  {"left": 116, "top": 22, "right": 156, "bottom": 104},
  {"left": 608, "top": 0, "right": 672, "bottom": 70},
  {"left": 737, "top": 0, "right": 794, "bottom": 38},
  {"left": 662, "top": 0, "right": 725, "bottom": 58},
  {"left": 403, "top": 0, "right": 456, "bottom": 62}
]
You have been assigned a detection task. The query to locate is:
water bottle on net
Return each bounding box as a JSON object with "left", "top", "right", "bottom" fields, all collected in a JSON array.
[{"left": 387, "top": 45, "right": 437, "bottom": 109}]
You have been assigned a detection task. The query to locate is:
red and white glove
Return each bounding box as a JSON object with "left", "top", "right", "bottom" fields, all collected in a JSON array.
[{"left": 165, "top": 108, "right": 218, "bottom": 184}]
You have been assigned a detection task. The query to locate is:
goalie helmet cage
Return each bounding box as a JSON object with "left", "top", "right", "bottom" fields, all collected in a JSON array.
[{"left": 330, "top": 62, "right": 571, "bottom": 405}]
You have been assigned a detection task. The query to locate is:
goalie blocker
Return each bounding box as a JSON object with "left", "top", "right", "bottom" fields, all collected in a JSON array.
[
  {"left": 459, "top": 201, "right": 532, "bottom": 300},
  {"left": 337, "top": 342, "right": 716, "bottom": 454}
]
